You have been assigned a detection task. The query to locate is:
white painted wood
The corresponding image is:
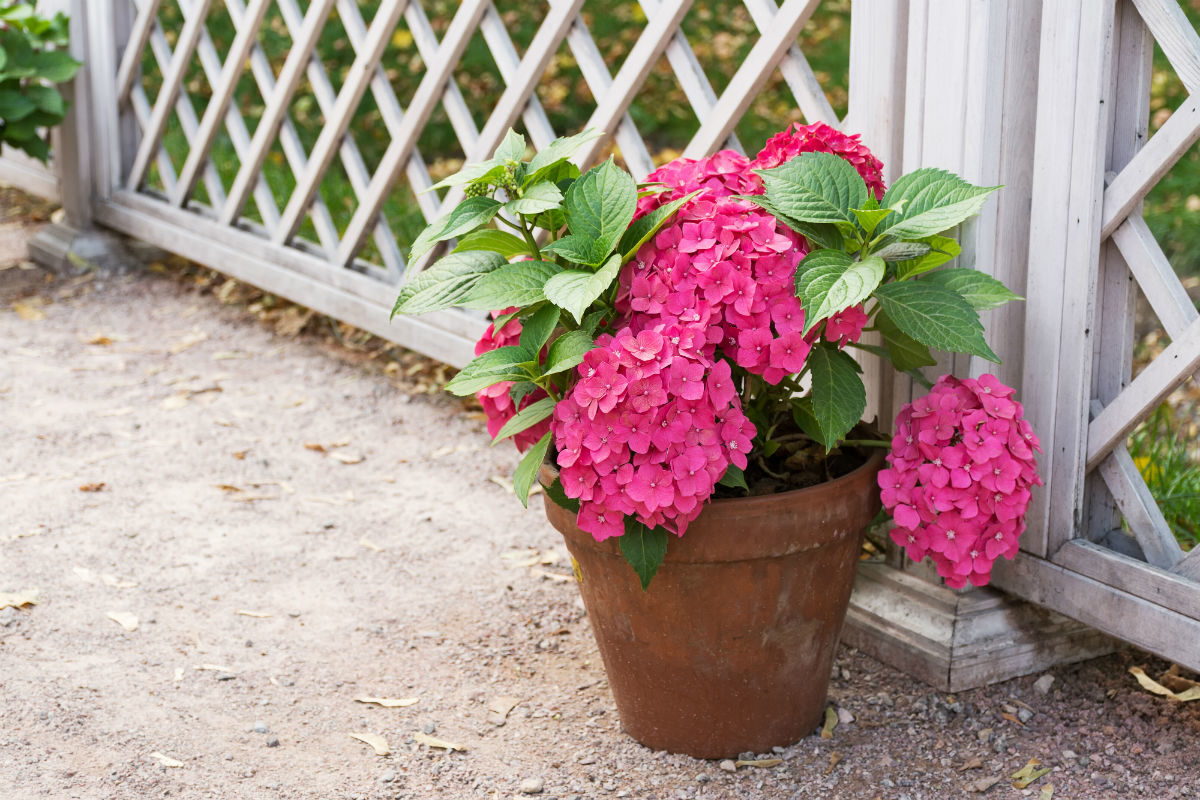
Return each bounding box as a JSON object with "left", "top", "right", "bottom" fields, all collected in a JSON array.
[
  {"left": 1113, "top": 214, "right": 1199, "bottom": 337},
  {"left": 1096, "top": 441, "right": 1185, "bottom": 568},
  {"left": 684, "top": 0, "right": 822, "bottom": 158},
  {"left": 403, "top": 1, "right": 480, "bottom": 155},
  {"left": 127, "top": 83, "right": 177, "bottom": 194},
  {"left": 1101, "top": 95, "right": 1200, "bottom": 240},
  {"left": 1173, "top": 548, "right": 1200, "bottom": 581},
  {"left": 114, "top": 0, "right": 162, "bottom": 107},
  {"left": 1050, "top": 540, "right": 1200, "bottom": 625},
  {"left": 1130, "top": 0, "right": 1200, "bottom": 96},
  {"left": 1087, "top": 315, "right": 1200, "bottom": 471},
  {"left": 743, "top": 0, "right": 838, "bottom": 128},
  {"left": 478, "top": 6, "right": 558, "bottom": 151},
  {"left": 218, "top": 0, "right": 337, "bottom": 227}
]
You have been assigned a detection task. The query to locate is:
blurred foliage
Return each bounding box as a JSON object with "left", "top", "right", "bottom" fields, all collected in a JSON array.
[
  {"left": 1130, "top": 403, "right": 1200, "bottom": 551},
  {"left": 0, "top": 3, "right": 80, "bottom": 162}
]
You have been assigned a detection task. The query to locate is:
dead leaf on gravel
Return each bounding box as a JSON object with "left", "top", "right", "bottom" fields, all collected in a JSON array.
[
  {"left": 303, "top": 490, "right": 355, "bottom": 506},
  {"left": 966, "top": 776, "right": 1001, "bottom": 793},
  {"left": 1161, "top": 664, "right": 1200, "bottom": 693},
  {"left": 487, "top": 696, "right": 521, "bottom": 724},
  {"left": 168, "top": 330, "right": 208, "bottom": 354},
  {"left": 735, "top": 758, "right": 782, "bottom": 769},
  {"left": 174, "top": 668, "right": 184, "bottom": 682},
  {"left": 0, "top": 589, "right": 38, "bottom": 609},
  {"left": 1039, "top": 785, "right": 1055, "bottom": 800},
  {"left": 825, "top": 753, "right": 842, "bottom": 774},
  {"left": 503, "top": 550, "right": 542, "bottom": 568},
  {"left": 13, "top": 301, "right": 46, "bottom": 321},
  {"left": 359, "top": 537, "right": 383, "bottom": 552},
  {"left": 960, "top": 756, "right": 984, "bottom": 771},
  {"left": 1, "top": 473, "right": 28, "bottom": 483},
  {"left": 1, "top": 527, "right": 42, "bottom": 543},
  {"left": 73, "top": 567, "right": 95, "bottom": 583},
  {"left": 274, "top": 307, "right": 313, "bottom": 337},
  {"left": 413, "top": 732, "right": 465, "bottom": 752},
  {"left": 211, "top": 350, "right": 249, "bottom": 361},
  {"left": 101, "top": 574, "right": 138, "bottom": 588},
  {"left": 83, "top": 333, "right": 114, "bottom": 345},
  {"left": 194, "top": 664, "right": 235, "bottom": 673},
  {"left": 79, "top": 482, "right": 106, "bottom": 492},
  {"left": 215, "top": 484, "right": 241, "bottom": 493},
  {"left": 232, "top": 450, "right": 248, "bottom": 460},
  {"left": 820, "top": 706, "right": 838, "bottom": 739},
  {"left": 531, "top": 568, "right": 573, "bottom": 583},
  {"left": 349, "top": 732, "right": 390, "bottom": 756},
  {"left": 1129, "top": 666, "right": 1200, "bottom": 702},
  {"left": 329, "top": 452, "right": 365, "bottom": 465},
  {"left": 149, "top": 752, "right": 184, "bottom": 768},
  {"left": 161, "top": 393, "right": 189, "bottom": 410},
  {"left": 235, "top": 609, "right": 272, "bottom": 618},
  {"left": 106, "top": 611, "right": 139, "bottom": 631},
  {"left": 355, "top": 696, "right": 418, "bottom": 708},
  {"left": 1011, "top": 758, "right": 1051, "bottom": 789},
  {"left": 248, "top": 479, "right": 295, "bottom": 495}
]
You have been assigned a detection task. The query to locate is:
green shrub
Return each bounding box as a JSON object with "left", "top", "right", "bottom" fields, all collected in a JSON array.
[{"left": 0, "top": 3, "right": 79, "bottom": 162}]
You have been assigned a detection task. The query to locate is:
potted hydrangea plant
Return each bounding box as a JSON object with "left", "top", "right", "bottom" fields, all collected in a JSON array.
[{"left": 392, "top": 122, "right": 1041, "bottom": 758}]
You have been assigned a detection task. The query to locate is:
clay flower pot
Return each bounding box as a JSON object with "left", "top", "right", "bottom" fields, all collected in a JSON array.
[{"left": 542, "top": 450, "right": 884, "bottom": 759}]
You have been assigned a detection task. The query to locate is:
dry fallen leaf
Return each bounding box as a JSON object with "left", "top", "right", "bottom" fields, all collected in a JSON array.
[
  {"left": 825, "top": 752, "right": 842, "bottom": 774},
  {"left": 1130, "top": 666, "right": 1200, "bottom": 702},
  {"left": 960, "top": 756, "right": 984, "bottom": 771},
  {"left": 1039, "top": 785, "right": 1055, "bottom": 800},
  {"left": 349, "top": 732, "right": 390, "bottom": 756},
  {"left": 101, "top": 574, "right": 138, "bottom": 588},
  {"left": 354, "top": 696, "right": 419, "bottom": 708},
  {"left": 168, "top": 330, "right": 208, "bottom": 354},
  {"left": 149, "top": 752, "right": 184, "bottom": 768},
  {"left": 303, "top": 491, "right": 355, "bottom": 506},
  {"left": 235, "top": 609, "right": 272, "bottom": 618},
  {"left": 13, "top": 301, "right": 46, "bottom": 321},
  {"left": 413, "top": 731, "right": 465, "bottom": 752},
  {"left": 820, "top": 706, "right": 838, "bottom": 739},
  {"left": 1161, "top": 664, "right": 1200, "bottom": 693},
  {"left": 161, "top": 393, "right": 189, "bottom": 410},
  {"left": 84, "top": 333, "right": 114, "bottom": 346},
  {"left": 79, "top": 482, "right": 106, "bottom": 492},
  {"left": 329, "top": 452, "right": 364, "bottom": 465},
  {"left": 531, "top": 568, "right": 573, "bottom": 583},
  {"left": 73, "top": 567, "right": 95, "bottom": 583},
  {"left": 358, "top": 537, "right": 383, "bottom": 552},
  {"left": 232, "top": 450, "right": 248, "bottom": 460},
  {"left": 1011, "top": 758, "right": 1051, "bottom": 789},
  {"left": 194, "top": 663, "right": 235, "bottom": 673},
  {"left": 735, "top": 758, "right": 782, "bottom": 768},
  {"left": 211, "top": 350, "right": 249, "bottom": 361},
  {"left": 0, "top": 589, "right": 38, "bottom": 610},
  {"left": 966, "top": 776, "right": 1001, "bottom": 793},
  {"left": 487, "top": 696, "right": 521, "bottom": 724},
  {"left": 106, "top": 611, "right": 139, "bottom": 632},
  {"left": 174, "top": 668, "right": 185, "bottom": 682}
]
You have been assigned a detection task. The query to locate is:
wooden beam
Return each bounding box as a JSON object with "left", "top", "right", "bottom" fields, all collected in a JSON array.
[
  {"left": 1112, "top": 214, "right": 1199, "bottom": 338},
  {"left": 1130, "top": 0, "right": 1200, "bottom": 96},
  {"left": 1095, "top": 439, "right": 1184, "bottom": 569}
]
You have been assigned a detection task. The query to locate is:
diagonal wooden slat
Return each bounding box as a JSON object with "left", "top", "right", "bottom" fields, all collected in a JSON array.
[
  {"left": 128, "top": 83, "right": 178, "bottom": 194},
  {"left": 1101, "top": 95, "right": 1200, "bottom": 239},
  {"left": 126, "top": 0, "right": 215, "bottom": 191},
  {"left": 274, "top": 0, "right": 409, "bottom": 246},
  {"left": 742, "top": 0, "right": 839, "bottom": 128},
  {"left": 405, "top": 1, "right": 480, "bottom": 156},
  {"left": 686, "top": 0, "right": 823, "bottom": 158},
  {"left": 1174, "top": 546, "right": 1200, "bottom": 580},
  {"left": 1111, "top": 214, "right": 1198, "bottom": 338},
  {"left": 1087, "top": 314, "right": 1200, "bottom": 471},
  {"left": 115, "top": 0, "right": 164, "bottom": 107},
  {"left": 219, "top": 0, "right": 338, "bottom": 227},
  {"left": 332, "top": 0, "right": 491, "bottom": 269},
  {"left": 478, "top": 6, "right": 557, "bottom": 150},
  {"left": 171, "top": 0, "right": 271, "bottom": 209},
  {"left": 1130, "top": 0, "right": 1200, "bottom": 96}
]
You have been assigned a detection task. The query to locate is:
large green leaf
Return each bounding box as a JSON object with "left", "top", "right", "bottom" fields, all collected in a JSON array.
[
  {"left": 526, "top": 127, "right": 604, "bottom": 177},
  {"left": 444, "top": 343, "right": 536, "bottom": 396},
  {"left": 791, "top": 396, "right": 826, "bottom": 449},
  {"left": 540, "top": 476, "right": 579, "bottom": 513},
  {"left": 873, "top": 241, "right": 931, "bottom": 262},
  {"left": 922, "top": 268, "right": 1022, "bottom": 310},
  {"left": 493, "top": 128, "right": 526, "bottom": 162},
  {"left": 492, "top": 397, "right": 555, "bottom": 444},
  {"left": 428, "top": 158, "right": 504, "bottom": 191},
  {"left": 407, "top": 197, "right": 501, "bottom": 266},
  {"left": 717, "top": 464, "right": 748, "bottom": 493},
  {"left": 518, "top": 303, "right": 561, "bottom": 354},
  {"left": 564, "top": 158, "right": 637, "bottom": 258},
  {"left": 543, "top": 254, "right": 622, "bottom": 323},
  {"left": 878, "top": 168, "right": 998, "bottom": 239},
  {"left": 756, "top": 152, "right": 869, "bottom": 225},
  {"left": 513, "top": 432, "right": 553, "bottom": 507},
  {"left": 29, "top": 49, "right": 78, "bottom": 82},
  {"left": 543, "top": 330, "right": 594, "bottom": 375},
  {"left": 539, "top": 233, "right": 606, "bottom": 267},
  {"left": 742, "top": 193, "right": 844, "bottom": 250},
  {"left": 22, "top": 84, "right": 63, "bottom": 115},
  {"left": 851, "top": 206, "right": 894, "bottom": 237},
  {"left": 620, "top": 518, "right": 669, "bottom": 591},
  {"left": 894, "top": 235, "right": 961, "bottom": 279},
  {"left": 617, "top": 190, "right": 702, "bottom": 261},
  {"left": 794, "top": 251, "right": 885, "bottom": 334},
  {"left": 0, "top": 88, "right": 35, "bottom": 120},
  {"left": 392, "top": 250, "right": 506, "bottom": 316},
  {"left": 503, "top": 181, "right": 562, "bottom": 216},
  {"left": 876, "top": 308, "right": 937, "bottom": 371},
  {"left": 451, "top": 229, "right": 528, "bottom": 259},
  {"left": 807, "top": 343, "right": 866, "bottom": 451},
  {"left": 873, "top": 282, "right": 1000, "bottom": 362},
  {"left": 461, "top": 259, "right": 561, "bottom": 310}
]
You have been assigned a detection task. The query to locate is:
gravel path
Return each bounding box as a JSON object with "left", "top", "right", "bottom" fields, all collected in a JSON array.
[{"left": 2, "top": 219, "right": 1199, "bottom": 800}]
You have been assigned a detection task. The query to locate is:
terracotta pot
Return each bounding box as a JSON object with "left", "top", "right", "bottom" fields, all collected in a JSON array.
[{"left": 542, "top": 450, "right": 884, "bottom": 759}]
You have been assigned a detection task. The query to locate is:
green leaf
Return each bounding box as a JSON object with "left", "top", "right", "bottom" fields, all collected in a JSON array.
[
  {"left": 22, "top": 84, "right": 63, "bottom": 115},
  {"left": 444, "top": 345, "right": 533, "bottom": 395},
  {"left": 518, "top": 303, "right": 561, "bottom": 354},
  {"left": 445, "top": 369, "right": 530, "bottom": 397},
  {"left": 851, "top": 207, "right": 894, "bottom": 237},
  {"left": 29, "top": 49, "right": 78, "bottom": 82},
  {"left": 0, "top": 4, "right": 34, "bottom": 21},
  {"left": 873, "top": 241, "right": 931, "bottom": 262},
  {"left": 617, "top": 190, "right": 702, "bottom": 261},
  {"left": 717, "top": 464, "right": 748, "bottom": 493},
  {"left": 756, "top": 152, "right": 869, "bottom": 225},
  {"left": 392, "top": 250, "right": 506, "bottom": 316},
  {"left": 564, "top": 157, "right": 637, "bottom": 258},
  {"left": 894, "top": 235, "right": 961, "bottom": 280},
  {"left": 451, "top": 229, "right": 527, "bottom": 259},
  {"left": 493, "top": 128, "right": 526, "bottom": 163},
  {"left": 620, "top": 518, "right": 669, "bottom": 591},
  {"left": 807, "top": 343, "right": 866, "bottom": 451},
  {"left": 541, "top": 476, "right": 579, "bottom": 513},
  {"left": 0, "top": 88, "right": 35, "bottom": 121},
  {"left": 539, "top": 233, "right": 605, "bottom": 267},
  {"left": 878, "top": 168, "right": 998, "bottom": 239},
  {"left": 876, "top": 309, "right": 937, "bottom": 371},
  {"left": 492, "top": 397, "right": 555, "bottom": 444},
  {"left": 526, "top": 127, "right": 604, "bottom": 177},
  {"left": 427, "top": 158, "right": 503, "bottom": 191},
  {"left": 461, "top": 259, "right": 561, "bottom": 310},
  {"left": 543, "top": 254, "right": 621, "bottom": 323},
  {"left": 408, "top": 197, "right": 502, "bottom": 266},
  {"left": 544, "top": 330, "right": 594, "bottom": 375},
  {"left": 509, "top": 380, "right": 538, "bottom": 405},
  {"left": 513, "top": 432, "right": 553, "bottom": 508},
  {"left": 531, "top": 207, "right": 567, "bottom": 234},
  {"left": 795, "top": 251, "right": 885, "bottom": 335},
  {"left": 791, "top": 397, "right": 826, "bottom": 449},
  {"left": 873, "top": 282, "right": 1000, "bottom": 362},
  {"left": 504, "top": 181, "right": 562, "bottom": 216},
  {"left": 922, "top": 268, "right": 1023, "bottom": 310}
]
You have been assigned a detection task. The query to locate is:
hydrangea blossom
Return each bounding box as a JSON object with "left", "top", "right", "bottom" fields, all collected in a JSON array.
[
  {"left": 551, "top": 324, "right": 754, "bottom": 540},
  {"left": 879, "top": 374, "right": 1043, "bottom": 588},
  {"left": 635, "top": 149, "right": 762, "bottom": 217},
  {"left": 472, "top": 308, "right": 550, "bottom": 453},
  {"left": 753, "top": 121, "right": 887, "bottom": 200}
]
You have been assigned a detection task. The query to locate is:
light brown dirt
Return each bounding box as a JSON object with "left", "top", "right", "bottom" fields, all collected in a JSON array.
[{"left": 2, "top": 216, "right": 1200, "bottom": 800}]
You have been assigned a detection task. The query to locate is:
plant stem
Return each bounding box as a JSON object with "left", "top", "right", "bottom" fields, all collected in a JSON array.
[
  {"left": 518, "top": 214, "right": 542, "bottom": 260},
  {"left": 841, "top": 438, "right": 891, "bottom": 448}
]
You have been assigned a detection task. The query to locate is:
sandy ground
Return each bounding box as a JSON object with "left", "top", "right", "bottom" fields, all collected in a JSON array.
[{"left": 2, "top": 216, "right": 1200, "bottom": 800}]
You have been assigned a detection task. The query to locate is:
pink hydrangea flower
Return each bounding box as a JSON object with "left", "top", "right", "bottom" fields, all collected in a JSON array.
[
  {"left": 880, "top": 374, "right": 1043, "bottom": 588},
  {"left": 753, "top": 121, "right": 887, "bottom": 200},
  {"left": 472, "top": 308, "right": 550, "bottom": 452}
]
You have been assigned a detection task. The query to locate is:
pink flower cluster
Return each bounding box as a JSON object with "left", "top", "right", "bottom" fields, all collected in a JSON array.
[
  {"left": 754, "top": 121, "right": 887, "bottom": 200},
  {"left": 552, "top": 325, "right": 753, "bottom": 540},
  {"left": 472, "top": 308, "right": 550, "bottom": 453},
  {"left": 880, "top": 374, "right": 1043, "bottom": 588}
]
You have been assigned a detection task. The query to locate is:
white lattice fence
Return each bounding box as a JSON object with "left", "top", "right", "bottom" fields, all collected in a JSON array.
[{"left": 77, "top": 0, "right": 872, "bottom": 367}]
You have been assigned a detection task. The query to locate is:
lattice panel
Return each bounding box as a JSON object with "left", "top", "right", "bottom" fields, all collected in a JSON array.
[
  {"left": 1085, "top": 0, "right": 1200, "bottom": 577},
  {"left": 111, "top": 0, "right": 849, "bottom": 281}
]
